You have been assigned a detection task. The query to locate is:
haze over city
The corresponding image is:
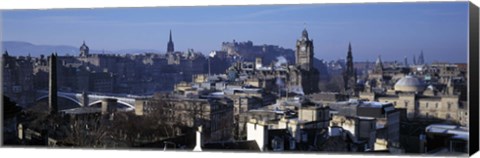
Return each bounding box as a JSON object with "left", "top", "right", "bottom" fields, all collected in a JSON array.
[
  {"left": 3, "top": 1, "right": 473, "bottom": 154},
  {"left": 2, "top": 2, "right": 468, "bottom": 62}
]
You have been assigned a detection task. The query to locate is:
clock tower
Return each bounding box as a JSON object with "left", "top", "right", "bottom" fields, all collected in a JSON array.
[
  {"left": 291, "top": 28, "right": 320, "bottom": 94},
  {"left": 295, "top": 28, "right": 314, "bottom": 71}
]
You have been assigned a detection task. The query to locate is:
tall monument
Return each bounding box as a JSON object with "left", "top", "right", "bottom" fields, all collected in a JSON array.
[
  {"left": 49, "top": 53, "right": 58, "bottom": 114},
  {"left": 344, "top": 43, "right": 357, "bottom": 96}
]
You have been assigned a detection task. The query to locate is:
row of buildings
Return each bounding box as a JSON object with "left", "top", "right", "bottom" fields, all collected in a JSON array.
[{"left": 4, "top": 28, "right": 469, "bottom": 155}]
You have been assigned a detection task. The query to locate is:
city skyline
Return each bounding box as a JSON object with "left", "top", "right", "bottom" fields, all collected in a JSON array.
[
  {"left": 2, "top": 2, "right": 469, "bottom": 63},
  {"left": 3, "top": 1, "right": 473, "bottom": 154}
]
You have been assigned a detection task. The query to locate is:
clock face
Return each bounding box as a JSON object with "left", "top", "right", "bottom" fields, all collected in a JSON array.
[{"left": 300, "top": 45, "right": 307, "bottom": 51}]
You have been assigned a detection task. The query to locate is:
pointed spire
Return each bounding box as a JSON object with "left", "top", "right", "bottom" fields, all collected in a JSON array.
[
  {"left": 167, "top": 29, "right": 175, "bottom": 53},
  {"left": 418, "top": 50, "right": 425, "bottom": 65},
  {"left": 347, "top": 42, "right": 352, "bottom": 59},
  {"left": 348, "top": 42, "right": 352, "bottom": 52},
  {"left": 374, "top": 55, "right": 384, "bottom": 74},
  {"left": 376, "top": 55, "right": 382, "bottom": 65}
]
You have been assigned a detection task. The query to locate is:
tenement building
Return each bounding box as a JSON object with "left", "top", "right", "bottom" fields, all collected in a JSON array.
[
  {"left": 134, "top": 93, "right": 234, "bottom": 143},
  {"left": 2, "top": 51, "right": 36, "bottom": 107}
]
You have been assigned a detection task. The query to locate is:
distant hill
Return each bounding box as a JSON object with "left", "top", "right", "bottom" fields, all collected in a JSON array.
[{"left": 1, "top": 41, "right": 160, "bottom": 57}]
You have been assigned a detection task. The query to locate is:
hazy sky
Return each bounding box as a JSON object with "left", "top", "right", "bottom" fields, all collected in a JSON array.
[{"left": 1, "top": 2, "right": 469, "bottom": 63}]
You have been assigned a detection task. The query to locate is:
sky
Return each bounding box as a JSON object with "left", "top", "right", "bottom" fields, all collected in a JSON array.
[{"left": 1, "top": 2, "right": 469, "bottom": 63}]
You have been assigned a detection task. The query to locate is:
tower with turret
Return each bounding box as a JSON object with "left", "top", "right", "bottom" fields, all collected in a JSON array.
[
  {"left": 292, "top": 28, "right": 319, "bottom": 94},
  {"left": 79, "top": 41, "right": 89, "bottom": 57},
  {"left": 295, "top": 28, "right": 314, "bottom": 71}
]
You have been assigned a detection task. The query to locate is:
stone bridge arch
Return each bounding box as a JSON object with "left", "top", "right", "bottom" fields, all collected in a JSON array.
[
  {"left": 88, "top": 99, "right": 135, "bottom": 109},
  {"left": 35, "top": 94, "right": 82, "bottom": 106}
]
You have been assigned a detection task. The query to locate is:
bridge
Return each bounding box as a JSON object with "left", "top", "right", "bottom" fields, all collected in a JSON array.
[{"left": 35, "top": 90, "right": 152, "bottom": 111}]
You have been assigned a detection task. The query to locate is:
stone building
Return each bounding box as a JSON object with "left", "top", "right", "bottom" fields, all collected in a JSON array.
[
  {"left": 2, "top": 51, "right": 36, "bottom": 107},
  {"left": 237, "top": 99, "right": 331, "bottom": 151},
  {"left": 294, "top": 29, "right": 320, "bottom": 94},
  {"left": 79, "top": 41, "right": 89, "bottom": 57},
  {"left": 360, "top": 74, "right": 466, "bottom": 126},
  {"left": 134, "top": 93, "right": 234, "bottom": 143},
  {"left": 222, "top": 29, "right": 320, "bottom": 96},
  {"left": 329, "top": 101, "right": 400, "bottom": 151}
]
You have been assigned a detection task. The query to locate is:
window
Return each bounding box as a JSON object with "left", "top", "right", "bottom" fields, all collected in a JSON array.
[
  {"left": 435, "top": 103, "right": 438, "bottom": 109},
  {"left": 426, "top": 102, "right": 429, "bottom": 108}
]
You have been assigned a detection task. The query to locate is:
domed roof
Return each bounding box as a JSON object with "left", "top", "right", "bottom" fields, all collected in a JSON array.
[
  {"left": 394, "top": 75, "right": 425, "bottom": 92},
  {"left": 301, "top": 28, "right": 309, "bottom": 40},
  {"left": 80, "top": 41, "right": 89, "bottom": 51}
]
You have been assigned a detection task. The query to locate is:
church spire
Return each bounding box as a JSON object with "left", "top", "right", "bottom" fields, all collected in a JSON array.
[
  {"left": 376, "top": 55, "right": 383, "bottom": 66},
  {"left": 418, "top": 50, "right": 425, "bottom": 65},
  {"left": 348, "top": 42, "right": 352, "bottom": 52},
  {"left": 167, "top": 29, "right": 175, "bottom": 53},
  {"left": 374, "top": 55, "right": 384, "bottom": 74}
]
